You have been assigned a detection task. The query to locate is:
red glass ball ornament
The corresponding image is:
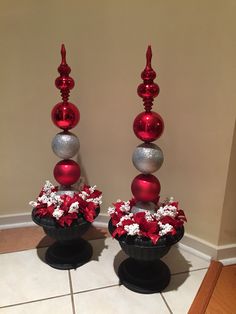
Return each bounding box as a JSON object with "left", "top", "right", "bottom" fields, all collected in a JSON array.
[
  {"left": 137, "top": 82, "right": 159, "bottom": 100},
  {"left": 131, "top": 174, "right": 160, "bottom": 202},
  {"left": 133, "top": 111, "right": 164, "bottom": 142},
  {"left": 51, "top": 102, "right": 80, "bottom": 130},
  {"left": 53, "top": 160, "right": 80, "bottom": 186},
  {"left": 55, "top": 76, "right": 75, "bottom": 91}
]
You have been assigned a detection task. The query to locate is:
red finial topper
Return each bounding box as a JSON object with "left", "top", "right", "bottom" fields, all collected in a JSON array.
[
  {"left": 137, "top": 45, "right": 160, "bottom": 112},
  {"left": 55, "top": 44, "right": 75, "bottom": 102},
  {"left": 51, "top": 44, "right": 80, "bottom": 131}
]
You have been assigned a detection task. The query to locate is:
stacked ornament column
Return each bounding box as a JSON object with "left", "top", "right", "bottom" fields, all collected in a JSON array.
[
  {"left": 131, "top": 46, "right": 164, "bottom": 212},
  {"left": 51, "top": 45, "right": 81, "bottom": 189}
]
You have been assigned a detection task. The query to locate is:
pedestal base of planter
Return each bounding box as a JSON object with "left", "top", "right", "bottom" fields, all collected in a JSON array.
[
  {"left": 118, "top": 257, "right": 170, "bottom": 294},
  {"left": 45, "top": 238, "right": 92, "bottom": 270}
]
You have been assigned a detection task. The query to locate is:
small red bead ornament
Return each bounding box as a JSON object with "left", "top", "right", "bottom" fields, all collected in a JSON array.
[
  {"left": 55, "top": 44, "right": 75, "bottom": 101},
  {"left": 138, "top": 46, "right": 160, "bottom": 112}
]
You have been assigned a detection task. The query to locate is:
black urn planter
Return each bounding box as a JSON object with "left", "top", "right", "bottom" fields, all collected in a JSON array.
[
  {"left": 108, "top": 219, "right": 184, "bottom": 294},
  {"left": 32, "top": 208, "right": 99, "bottom": 270}
]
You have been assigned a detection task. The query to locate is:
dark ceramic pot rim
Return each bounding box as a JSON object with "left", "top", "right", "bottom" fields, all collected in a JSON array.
[
  {"left": 32, "top": 207, "right": 99, "bottom": 230},
  {"left": 108, "top": 219, "right": 184, "bottom": 248}
]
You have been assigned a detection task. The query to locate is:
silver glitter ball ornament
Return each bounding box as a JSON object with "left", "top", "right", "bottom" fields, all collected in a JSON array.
[
  {"left": 132, "top": 143, "right": 164, "bottom": 174},
  {"left": 131, "top": 201, "right": 156, "bottom": 214},
  {"left": 51, "top": 131, "right": 80, "bottom": 159}
]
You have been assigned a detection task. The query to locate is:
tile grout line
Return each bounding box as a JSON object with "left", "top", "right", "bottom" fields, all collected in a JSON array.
[
  {"left": 68, "top": 270, "right": 76, "bottom": 314},
  {"left": 0, "top": 293, "right": 71, "bottom": 309},
  {"left": 171, "top": 267, "right": 209, "bottom": 276},
  {"left": 160, "top": 293, "right": 173, "bottom": 314},
  {"left": 73, "top": 283, "right": 120, "bottom": 295}
]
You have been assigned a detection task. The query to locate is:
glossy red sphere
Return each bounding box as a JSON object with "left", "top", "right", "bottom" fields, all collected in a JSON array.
[
  {"left": 137, "top": 82, "right": 159, "bottom": 100},
  {"left": 55, "top": 76, "right": 75, "bottom": 91},
  {"left": 133, "top": 111, "right": 164, "bottom": 142},
  {"left": 53, "top": 160, "right": 80, "bottom": 186},
  {"left": 51, "top": 102, "right": 80, "bottom": 130},
  {"left": 131, "top": 174, "right": 160, "bottom": 202}
]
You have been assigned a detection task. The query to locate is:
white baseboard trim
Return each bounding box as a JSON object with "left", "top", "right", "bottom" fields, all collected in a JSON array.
[
  {"left": 93, "top": 213, "right": 109, "bottom": 228},
  {"left": 0, "top": 212, "right": 109, "bottom": 230},
  {"left": 177, "top": 243, "right": 212, "bottom": 262},
  {"left": 219, "top": 257, "right": 236, "bottom": 266},
  {"left": 0, "top": 212, "right": 34, "bottom": 230},
  {"left": 1, "top": 212, "right": 235, "bottom": 264},
  {"left": 181, "top": 232, "right": 236, "bottom": 260}
]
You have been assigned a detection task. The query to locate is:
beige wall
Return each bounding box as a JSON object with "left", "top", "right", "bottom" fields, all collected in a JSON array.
[
  {"left": 219, "top": 122, "right": 236, "bottom": 245},
  {"left": 0, "top": 0, "right": 236, "bottom": 246}
]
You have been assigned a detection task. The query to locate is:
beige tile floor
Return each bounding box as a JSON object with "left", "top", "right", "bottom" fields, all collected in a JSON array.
[{"left": 0, "top": 236, "right": 209, "bottom": 314}]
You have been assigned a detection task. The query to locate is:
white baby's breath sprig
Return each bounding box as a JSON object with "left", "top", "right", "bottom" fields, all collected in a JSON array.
[
  {"left": 124, "top": 223, "right": 140, "bottom": 236},
  {"left": 87, "top": 195, "right": 102, "bottom": 205},
  {"left": 89, "top": 185, "right": 97, "bottom": 194},
  {"left": 52, "top": 207, "right": 64, "bottom": 220},
  {"left": 120, "top": 201, "right": 131, "bottom": 213},
  {"left": 29, "top": 201, "right": 38, "bottom": 207},
  {"left": 108, "top": 206, "right": 116, "bottom": 215},
  {"left": 116, "top": 213, "right": 134, "bottom": 227},
  {"left": 68, "top": 201, "right": 79, "bottom": 214},
  {"left": 158, "top": 222, "right": 174, "bottom": 236}
]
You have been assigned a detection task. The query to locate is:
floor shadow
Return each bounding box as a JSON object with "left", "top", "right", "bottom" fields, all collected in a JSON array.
[
  {"left": 89, "top": 237, "right": 107, "bottom": 262},
  {"left": 37, "top": 235, "right": 55, "bottom": 248},
  {"left": 36, "top": 244, "right": 47, "bottom": 263},
  {"left": 113, "top": 249, "right": 128, "bottom": 277},
  {"left": 113, "top": 243, "right": 191, "bottom": 292},
  {"left": 36, "top": 235, "right": 55, "bottom": 263},
  {"left": 35, "top": 225, "right": 107, "bottom": 265},
  {"left": 162, "top": 244, "right": 192, "bottom": 291},
  {"left": 83, "top": 225, "right": 108, "bottom": 241}
]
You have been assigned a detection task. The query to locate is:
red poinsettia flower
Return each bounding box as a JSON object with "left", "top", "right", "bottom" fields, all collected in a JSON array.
[
  {"left": 134, "top": 212, "right": 160, "bottom": 244},
  {"left": 177, "top": 209, "right": 187, "bottom": 222},
  {"left": 108, "top": 197, "right": 186, "bottom": 244},
  {"left": 82, "top": 185, "right": 91, "bottom": 195},
  {"left": 129, "top": 198, "right": 136, "bottom": 209},
  {"left": 90, "top": 189, "right": 102, "bottom": 199},
  {"left": 112, "top": 226, "right": 127, "bottom": 238},
  {"left": 59, "top": 194, "right": 77, "bottom": 212},
  {"left": 113, "top": 201, "right": 124, "bottom": 212},
  {"left": 76, "top": 197, "right": 88, "bottom": 211},
  {"left": 170, "top": 201, "right": 179, "bottom": 208},
  {"left": 58, "top": 212, "right": 78, "bottom": 227},
  {"left": 160, "top": 216, "right": 183, "bottom": 228},
  {"left": 110, "top": 210, "right": 124, "bottom": 226},
  {"left": 82, "top": 202, "right": 96, "bottom": 222},
  {"left": 30, "top": 181, "right": 102, "bottom": 227},
  {"left": 35, "top": 204, "right": 48, "bottom": 217}
]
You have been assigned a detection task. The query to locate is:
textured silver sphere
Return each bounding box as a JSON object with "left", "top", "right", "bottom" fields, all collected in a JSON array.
[
  {"left": 131, "top": 201, "right": 156, "bottom": 214},
  {"left": 132, "top": 143, "right": 164, "bottom": 174},
  {"left": 51, "top": 131, "right": 80, "bottom": 159}
]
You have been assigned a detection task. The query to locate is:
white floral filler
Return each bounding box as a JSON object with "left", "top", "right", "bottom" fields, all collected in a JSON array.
[
  {"left": 108, "top": 198, "right": 186, "bottom": 244},
  {"left": 30, "top": 180, "right": 102, "bottom": 227}
]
